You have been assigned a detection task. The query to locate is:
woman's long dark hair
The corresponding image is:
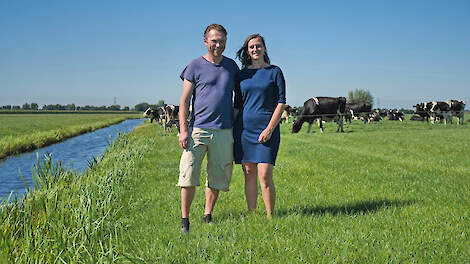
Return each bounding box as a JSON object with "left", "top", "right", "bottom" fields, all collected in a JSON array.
[{"left": 236, "top": 34, "right": 270, "bottom": 68}]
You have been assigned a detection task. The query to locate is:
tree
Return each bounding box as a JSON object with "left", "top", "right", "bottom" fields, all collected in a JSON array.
[
  {"left": 157, "top": 99, "right": 165, "bottom": 107},
  {"left": 30, "top": 103, "right": 39, "bottom": 110},
  {"left": 108, "top": 104, "right": 121, "bottom": 111},
  {"left": 347, "top": 89, "right": 374, "bottom": 106},
  {"left": 22, "top": 103, "right": 31, "bottom": 110},
  {"left": 134, "top": 102, "right": 150, "bottom": 112},
  {"left": 65, "top": 104, "right": 76, "bottom": 110}
]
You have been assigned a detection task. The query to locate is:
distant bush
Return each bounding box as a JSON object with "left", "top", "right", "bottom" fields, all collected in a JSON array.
[{"left": 347, "top": 89, "right": 374, "bottom": 107}]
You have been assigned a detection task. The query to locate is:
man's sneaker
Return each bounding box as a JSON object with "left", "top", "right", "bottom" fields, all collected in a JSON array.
[
  {"left": 203, "top": 214, "right": 212, "bottom": 224},
  {"left": 181, "top": 218, "right": 189, "bottom": 233}
]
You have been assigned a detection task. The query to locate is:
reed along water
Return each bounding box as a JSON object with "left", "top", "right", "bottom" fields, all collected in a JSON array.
[{"left": 0, "top": 118, "right": 145, "bottom": 200}]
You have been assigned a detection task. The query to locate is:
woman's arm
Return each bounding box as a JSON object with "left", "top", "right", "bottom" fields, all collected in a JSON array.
[{"left": 258, "top": 103, "right": 286, "bottom": 143}]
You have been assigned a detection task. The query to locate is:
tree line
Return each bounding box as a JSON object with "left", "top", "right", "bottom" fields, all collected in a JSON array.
[
  {"left": 2, "top": 91, "right": 380, "bottom": 112},
  {"left": 1, "top": 100, "right": 166, "bottom": 112}
]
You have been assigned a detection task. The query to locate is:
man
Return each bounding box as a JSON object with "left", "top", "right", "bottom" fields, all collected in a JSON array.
[{"left": 178, "top": 24, "right": 240, "bottom": 233}]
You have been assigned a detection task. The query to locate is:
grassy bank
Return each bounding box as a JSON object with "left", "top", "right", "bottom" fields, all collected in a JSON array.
[
  {"left": 0, "top": 113, "right": 140, "bottom": 159},
  {"left": 1, "top": 120, "right": 469, "bottom": 263}
]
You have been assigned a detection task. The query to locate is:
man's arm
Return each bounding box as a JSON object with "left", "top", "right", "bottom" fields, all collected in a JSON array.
[{"left": 179, "top": 79, "right": 194, "bottom": 149}]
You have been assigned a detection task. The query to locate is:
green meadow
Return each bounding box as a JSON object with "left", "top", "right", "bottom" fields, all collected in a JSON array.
[
  {"left": 0, "top": 113, "right": 140, "bottom": 159},
  {"left": 1, "top": 119, "right": 469, "bottom": 263}
]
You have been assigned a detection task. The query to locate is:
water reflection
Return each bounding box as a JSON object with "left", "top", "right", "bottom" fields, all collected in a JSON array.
[{"left": 0, "top": 119, "right": 145, "bottom": 199}]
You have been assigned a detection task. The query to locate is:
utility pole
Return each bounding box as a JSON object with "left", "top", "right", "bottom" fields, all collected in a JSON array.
[{"left": 113, "top": 97, "right": 117, "bottom": 105}]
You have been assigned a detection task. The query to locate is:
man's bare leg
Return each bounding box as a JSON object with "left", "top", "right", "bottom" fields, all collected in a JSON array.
[
  {"left": 181, "top": 187, "right": 196, "bottom": 218},
  {"left": 204, "top": 187, "right": 219, "bottom": 222}
]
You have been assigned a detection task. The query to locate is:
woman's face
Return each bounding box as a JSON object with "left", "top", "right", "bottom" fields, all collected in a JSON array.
[{"left": 247, "top": 37, "right": 265, "bottom": 61}]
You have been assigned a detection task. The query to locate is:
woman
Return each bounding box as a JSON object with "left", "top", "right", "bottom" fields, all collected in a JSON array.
[{"left": 234, "top": 34, "right": 286, "bottom": 218}]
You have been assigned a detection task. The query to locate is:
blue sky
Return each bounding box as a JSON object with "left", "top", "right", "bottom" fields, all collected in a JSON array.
[{"left": 1, "top": 0, "right": 469, "bottom": 109}]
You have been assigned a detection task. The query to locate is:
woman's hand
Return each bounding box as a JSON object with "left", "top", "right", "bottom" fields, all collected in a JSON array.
[{"left": 258, "top": 128, "right": 272, "bottom": 143}]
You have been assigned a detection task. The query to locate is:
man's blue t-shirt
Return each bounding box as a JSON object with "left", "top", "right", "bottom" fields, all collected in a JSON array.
[{"left": 180, "top": 56, "right": 239, "bottom": 129}]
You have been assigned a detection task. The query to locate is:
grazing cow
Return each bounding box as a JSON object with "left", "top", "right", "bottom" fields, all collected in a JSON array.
[
  {"left": 448, "top": 100, "right": 466, "bottom": 124},
  {"left": 345, "top": 102, "right": 372, "bottom": 124},
  {"left": 292, "top": 97, "right": 346, "bottom": 133}
]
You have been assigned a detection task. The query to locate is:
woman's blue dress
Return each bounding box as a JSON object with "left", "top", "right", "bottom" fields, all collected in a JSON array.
[{"left": 234, "top": 65, "right": 286, "bottom": 165}]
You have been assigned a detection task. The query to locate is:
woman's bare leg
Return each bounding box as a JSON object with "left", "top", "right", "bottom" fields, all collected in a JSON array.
[
  {"left": 243, "top": 163, "right": 258, "bottom": 212},
  {"left": 258, "top": 163, "right": 275, "bottom": 218}
]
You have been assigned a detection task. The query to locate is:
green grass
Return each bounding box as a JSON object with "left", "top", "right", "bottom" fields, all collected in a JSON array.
[
  {"left": 1, "top": 119, "right": 469, "bottom": 263},
  {"left": 0, "top": 113, "right": 140, "bottom": 159}
]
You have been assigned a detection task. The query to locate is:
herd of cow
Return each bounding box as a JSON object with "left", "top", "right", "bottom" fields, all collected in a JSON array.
[
  {"left": 412, "top": 100, "right": 466, "bottom": 125},
  {"left": 143, "top": 105, "right": 180, "bottom": 133},
  {"left": 143, "top": 98, "right": 466, "bottom": 134}
]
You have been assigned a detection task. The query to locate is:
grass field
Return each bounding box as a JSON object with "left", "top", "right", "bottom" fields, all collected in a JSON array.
[
  {"left": 1, "top": 119, "right": 469, "bottom": 263},
  {"left": 0, "top": 113, "right": 140, "bottom": 159}
]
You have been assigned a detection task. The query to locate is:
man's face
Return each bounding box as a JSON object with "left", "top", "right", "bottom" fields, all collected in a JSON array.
[{"left": 204, "top": 29, "right": 226, "bottom": 58}]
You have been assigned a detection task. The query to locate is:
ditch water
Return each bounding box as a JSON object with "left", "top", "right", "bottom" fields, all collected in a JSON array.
[{"left": 0, "top": 118, "right": 146, "bottom": 200}]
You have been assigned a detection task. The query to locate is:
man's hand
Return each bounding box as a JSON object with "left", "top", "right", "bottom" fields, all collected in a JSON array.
[{"left": 179, "top": 130, "right": 190, "bottom": 150}]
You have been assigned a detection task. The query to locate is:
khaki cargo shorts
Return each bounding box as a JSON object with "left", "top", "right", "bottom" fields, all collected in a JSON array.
[{"left": 177, "top": 127, "right": 233, "bottom": 191}]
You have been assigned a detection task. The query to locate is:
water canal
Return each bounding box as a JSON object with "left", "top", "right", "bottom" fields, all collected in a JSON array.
[{"left": 0, "top": 118, "right": 145, "bottom": 200}]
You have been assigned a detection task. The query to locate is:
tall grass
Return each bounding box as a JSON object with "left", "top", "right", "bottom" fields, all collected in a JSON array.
[
  {"left": 1, "top": 120, "right": 469, "bottom": 263},
  {"left": 0, "top": 133, "right": 145, "bottom": 262}
]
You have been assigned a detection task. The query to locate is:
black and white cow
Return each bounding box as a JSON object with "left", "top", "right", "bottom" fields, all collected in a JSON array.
[
  {"left": 425, "top": 101, "right": 452, "bottom": 124},
  {"left": 280, "top": 109, "right": 289, "bottom": 123},
  {"left": 143, "top": 107, "right": 165, "bottom": 123},
  {"left": 164, "top": 105, "right": 180, "bottom": 132},
  {"left": 292, "top": 97, "right": 347, "bottom": 133},
  {"left": 448, "top": 100, "right": 466, "bottom": 124},
  {"left": 386, "top": 109, "right": 405, "bottom": 121},
  {"left": 345, "top": 102, "right": 372, "bottom": 124},
  {"left": 291, "top": 106, "right": 302, "bottom": 119},
  {"left": 413, "top": 103, "right": 431, "bottom": 122},
  {"left": 280, "top": 104, "right": 295, "bottom": 123},
  {"left": 367, "top": 112, "right": 382, "bottom": 122}
]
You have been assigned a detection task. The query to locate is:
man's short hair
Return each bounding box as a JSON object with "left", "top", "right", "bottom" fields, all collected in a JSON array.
[{"left": 204, "top": 24, "right": 227, "bottom": 39}]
